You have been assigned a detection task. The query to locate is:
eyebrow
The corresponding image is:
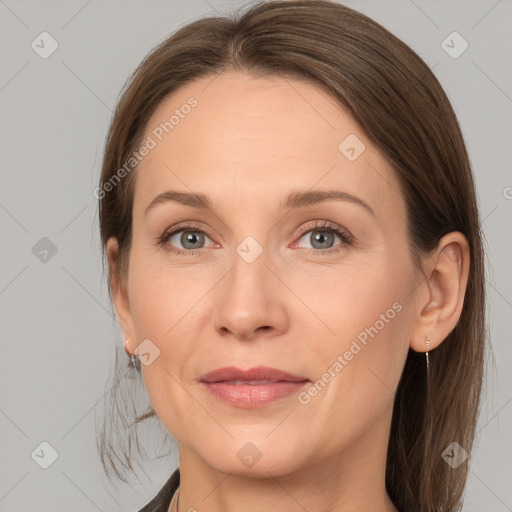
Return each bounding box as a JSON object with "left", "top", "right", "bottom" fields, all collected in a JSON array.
[{"left": 144, "top": 189, "right": 375, "bottom": 217}]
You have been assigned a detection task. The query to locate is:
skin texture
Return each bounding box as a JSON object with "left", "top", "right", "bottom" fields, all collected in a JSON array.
[{"left": 107, "top": 71, "right": 470, "bottom": 512}]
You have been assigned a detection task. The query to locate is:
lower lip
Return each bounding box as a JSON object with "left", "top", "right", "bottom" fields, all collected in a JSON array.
[{"left": 201, "top": 381, "right": 309, "bottom": 408}]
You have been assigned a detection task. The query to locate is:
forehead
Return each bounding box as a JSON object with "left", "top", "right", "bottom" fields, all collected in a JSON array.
[{"left": 134, "top": 71, "right": 404, "bottom": 222}]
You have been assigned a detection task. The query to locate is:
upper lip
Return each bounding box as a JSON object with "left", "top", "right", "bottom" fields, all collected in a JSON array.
[{"left": 200, "top": 365, "right": 309, "bottom": 383}]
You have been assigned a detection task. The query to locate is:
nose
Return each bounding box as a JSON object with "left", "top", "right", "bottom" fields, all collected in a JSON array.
[{"left": 211, "top": 242, "right": 290, "bottom": 342}]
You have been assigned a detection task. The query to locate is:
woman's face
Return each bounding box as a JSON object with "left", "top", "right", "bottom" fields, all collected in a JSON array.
[{"left": 113, "top": 71, "right": 424, "bottom": 478}]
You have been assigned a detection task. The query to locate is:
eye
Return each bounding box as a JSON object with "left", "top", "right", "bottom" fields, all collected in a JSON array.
[
  {"left": 294, "top": 221, "right": 354, "bottom": 254},
  {"left": 159, "top": 223, "right": 214, "bottom": 254}
]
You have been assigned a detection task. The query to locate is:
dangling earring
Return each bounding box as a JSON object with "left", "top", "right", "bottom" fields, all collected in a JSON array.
[
  {"left": 129, "top": 354, "right": 141, "bottom": 370},
  {"left": 124, "top": 338, "right": 141, "bottom": 371},
  {"left": 425, "top": 336, "right": 431, "bottom": 370}
]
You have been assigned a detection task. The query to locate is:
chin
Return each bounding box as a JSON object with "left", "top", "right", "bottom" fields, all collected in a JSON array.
[{"left": 197, "top": 434, "right": 309, "bottom": 478}]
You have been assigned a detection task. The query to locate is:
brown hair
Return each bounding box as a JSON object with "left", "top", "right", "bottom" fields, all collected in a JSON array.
[{"left": 96, "top": 1, "right": 486, "bottom": 510}]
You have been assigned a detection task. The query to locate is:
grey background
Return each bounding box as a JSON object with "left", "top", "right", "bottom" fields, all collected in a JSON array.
[{"left": 1, "top": 0, "right": 511, "bottom": 510}]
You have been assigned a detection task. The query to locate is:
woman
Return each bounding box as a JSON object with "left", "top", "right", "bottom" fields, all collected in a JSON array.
[{"left": 96, "top": 1, "right": 486, "bottom": 511}]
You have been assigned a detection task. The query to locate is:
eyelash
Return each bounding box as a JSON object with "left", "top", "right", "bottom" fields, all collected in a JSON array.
[{"left": 158, "top": 220, "right": 354, "bottom": 256}]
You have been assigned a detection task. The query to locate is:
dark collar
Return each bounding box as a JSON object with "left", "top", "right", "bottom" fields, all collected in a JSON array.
[{"left": 138, "top": 468, "right": 180, "bottom": 512}]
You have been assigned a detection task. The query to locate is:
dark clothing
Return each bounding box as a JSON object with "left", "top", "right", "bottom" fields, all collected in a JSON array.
[{"left": 138, "top": 468, "right": 180, "bottom": 512}]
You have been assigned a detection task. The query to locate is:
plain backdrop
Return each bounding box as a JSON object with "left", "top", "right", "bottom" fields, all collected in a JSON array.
[{"left": 1, "top": 0, "right": 511, "bottom": 510}]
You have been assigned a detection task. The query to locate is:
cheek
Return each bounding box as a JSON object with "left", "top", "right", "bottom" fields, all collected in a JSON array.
[
  {"left": 337, "top": 262, "right": 412, "bottom": 371},
  {"left": 301, "top": 297, "right": 410, "bottom": 456},
  {"left": 127, "top": 246, "right": 207, "bottom": 339},
  {"left": 294, "top": 256, "right": 408, "bottom": 343},
  {"left": 126, "top": 266, "right": 202, "bottom": 436},
  {"left": 302, "top": 258, "right": 413, "bottom": 411},
  {"left": 126, "top": 254, "right": 212, "bottom": 394}
]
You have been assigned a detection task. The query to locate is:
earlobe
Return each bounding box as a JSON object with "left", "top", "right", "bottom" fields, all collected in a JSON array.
[
  {"left": 106, "top": 237, "right": 136, "bottom": 353},
  {"left": 410, "top": 232, "right": 470, "bottom": 353}
]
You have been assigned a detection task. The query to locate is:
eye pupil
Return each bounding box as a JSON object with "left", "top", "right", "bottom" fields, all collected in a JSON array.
[
  {"left": 181, "top": 231, "right": 204, "bottom": 249},
  {"left": 311, "top": 230, "right": 334, "bottom": 249}
]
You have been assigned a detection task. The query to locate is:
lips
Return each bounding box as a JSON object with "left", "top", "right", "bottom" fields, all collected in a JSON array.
[
  {"left": 199, "top": 366, "right": 310, "bottom": 408},
  {"left": 200, "top": 365, "right": 308, "bottom": 384}
]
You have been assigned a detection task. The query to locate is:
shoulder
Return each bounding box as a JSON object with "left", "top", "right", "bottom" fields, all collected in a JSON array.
[{"left": 137, "top": 468, "right": 180, "bottom": 512}]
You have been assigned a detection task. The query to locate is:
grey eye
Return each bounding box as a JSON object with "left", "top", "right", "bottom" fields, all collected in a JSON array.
[
  {"left": 298, "top": 229, "right": 340, "bottom": 250},
  {"left": 170, "top": 230, "right": 211, "bottom": 250}
]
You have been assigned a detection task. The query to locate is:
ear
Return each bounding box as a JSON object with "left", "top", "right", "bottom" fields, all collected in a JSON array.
[
  {"left": 106, "top": 237, "right": 136, "bottom": 356},
  {"left": 410, "top": 231, "right": 470, "bottom": 353}
]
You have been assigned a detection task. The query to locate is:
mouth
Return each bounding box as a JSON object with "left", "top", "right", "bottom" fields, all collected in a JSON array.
[
  {"left": 199, "top": 366, "right": 310, "bottom": 408},
  {"left": 200, "top": 365, "right": 308, "bottom": 383},
  {"left": 218, "top": 379, "right": 293, "bottom": 385}
]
